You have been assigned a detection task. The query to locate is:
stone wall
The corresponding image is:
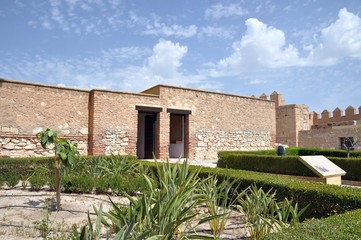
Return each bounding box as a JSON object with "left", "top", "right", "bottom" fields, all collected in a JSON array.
[
  {"left": 102, "top": 128, "right": 129, "bottom": 155},
  {"left": 0, "top": 134, "right": 87, "bottom": 158},
  {"left": 89, "top": 89, "right": 161, "bottom": 156},
  {"left": 276, "top": 104, "right": 311, "bottom": 146},
  {"left": 0, "top": 79, "right": 89, "bottom": 157},
  {"left": 195, "top": 130, "right": 272, "bottom": 160},
  {"left": 312, "top": 106, "right": 361, "bottom": 126},
  {"left": 1, "top": 79, "right": 277, "bottom": 160},
  {"left": 299, "top": 122, "right": 361, "bottom": 150},
  {"left": 147, "top": 85, "right": 276, "bottom": 160}
]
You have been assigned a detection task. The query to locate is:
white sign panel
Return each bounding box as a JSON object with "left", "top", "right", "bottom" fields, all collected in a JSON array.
[{"left": 299, "top": 155, "right": 346, "bottom": 178}]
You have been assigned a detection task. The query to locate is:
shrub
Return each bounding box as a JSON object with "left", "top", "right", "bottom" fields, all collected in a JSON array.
[
  {"left": 0, "top": 157, "right": 53, "bottom": 182},
  {"left": 98, "top": 159, "right": 214, "bottom": 239},
  {"left": 218, "top": 147, "right": 361, "bottom": 158},
  {"left": 29, "top": 174, "right": 47, "bottom": 191},
  {"left": 237, "top": 185, "right": 307, "bottom": 240},
  {"left": 180, "top": 163, "right": 361, "bottom": 219},
  {"left": 0, "top": 176, "right": 4, "bottom": 187},
  {"left": 62, "top": 175, "right": 94, "bottom": 193},
  {"left": 5, "top": 175, "right": 19, "bottom": 188},
  {"left": 94, "top": 176, "right": 110, "bottom": 194},
  {"left": 262, "top": 209, "right": 361, "bottom": 239},
  {"left": 328, "top": 156, "right": 361, "bottom": 181},
  {"left": 217, "top": 153, "right": 317, "bottom": 177},
  {"left": 111, "top": 175, "right": 149, "bottom": 196},
  {"left": 218, "top": 152, "right": 361, "bottom": 181}
]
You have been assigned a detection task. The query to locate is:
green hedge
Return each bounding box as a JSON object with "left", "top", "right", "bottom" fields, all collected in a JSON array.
[
  {"left": 0, "top": 157, "right": 54, "bottom": 181},
  {"left": 217, "top": 153, "right": 317, "bottom": 177},
  {"left": 298, "top": 148, "right": 361, "bottom": 158},
  {"left": 220, "top": 147, "right": 361, "bottom": 158},
  {"left": 263, "top": 208, "right": 361, "bottom": 239},
  {"left": 3, "top": 157, "right": 361, "bottom": 221},
  {"left": 328, "top": 156, "right": 361, "bottom": 181},
  {"left": 218, "top": 151, "right": 361, "bottom": 181},
  {"left": 0, "top": 155, "right": 148, "bottom": 194},
  {"left": 139, "top": 161, "right": 361, "bottom": 219}
]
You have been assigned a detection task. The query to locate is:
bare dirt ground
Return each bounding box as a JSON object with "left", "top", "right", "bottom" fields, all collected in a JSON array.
[{"left": 0, "top": 186, "right": 250, "bottom": 240}]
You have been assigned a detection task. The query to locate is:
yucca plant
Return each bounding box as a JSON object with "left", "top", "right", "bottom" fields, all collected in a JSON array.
[
  {"left": 79, "top": 205, "right": 108, "bottom": 240},
  {"left": 273, "top": 198, "right": 308, "bottom": 226},
  {"left": 98, "top": 155, "right": 141, "bottom": 177},
  {"left": 5, "top": 175, "right": 19, "bottom": 188},
  {"left": 236, "top": 185, "right": 307, "bottom": 239},
  {"left": 97, "top": 159, "right": 216, "bottom": 239},
  {"left": 199, "top": 176, "right": 239, "bottom": 238},
  {"left": 236, "top": 185, "right": 276, "bottom": 239}
]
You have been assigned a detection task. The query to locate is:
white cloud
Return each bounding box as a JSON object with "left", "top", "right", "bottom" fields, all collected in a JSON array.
[
  {"left": 143, "top": 23, "right": 197, "bottom": 38},
  {"left": 208, "top": 18, "right": 302, "bottom": 77},
  {"left": 147, "top": 39, "right": 187, "bottom": 78},
  {"left": 119, "top": 39, "right": 208, "bottom": 91},
  {"left": 205, "top": 8, "right": 361, "bottom": 78},
  {"left": 205, "top": 3, "right": 248, "bottom": 19},
  {"left": 25, "top": 0, "right": 125, "bottom": 35},
  {"left": 249, "top": 79, "right": 268, "bottom": 84},
  {"left": 199, "top": 26, "right": 235, "bottom": 39},
  {"left": 129, "top": 11, "right": 197, "bottom": 38},
  {"left": 308, "top": 8, "right": 361, "bottom": 65},
  {"left": 0, "top": 40, "right": 218, "bottom": 92}
]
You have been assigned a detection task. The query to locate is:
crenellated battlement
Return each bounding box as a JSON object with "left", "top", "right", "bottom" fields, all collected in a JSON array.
[
  {"left": 252, "top": 91, "right": 286, "bottom": 107},
  {"left": 311, "top": 105, "right": 361, "bottom": 127}
]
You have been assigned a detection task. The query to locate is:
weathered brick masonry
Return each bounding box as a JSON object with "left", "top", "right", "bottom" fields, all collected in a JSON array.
[
  {"left": 145, "top": 86, "right": 276, "bottom": 160},
  {"left": 1, "top": 79, "right": 276, "bottom": 160},
  {"left": 0, "top": 80, "right": 88, "bottom": 157},
  {"left": 298, "top": 106, "right": 361, "bottom": 149},
  {"left": 272, "top": 93, "right": 361, "bottom": 150}
]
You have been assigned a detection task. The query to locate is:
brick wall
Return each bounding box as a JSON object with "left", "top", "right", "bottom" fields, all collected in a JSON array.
[
  {"left": 299, "top": 123, "right": 361, "bottom": 150},
  {"left": 1, "top": 79, "right": 277, "bottom": 160},
  {"left": 152, "top": 85, "right": 276, "bottom": 159},
  {"left": 276, "top": 104, "right": 311, "bottom": 146},
  {"left": 89, "top": 89, "right": 161, "bottom": 156},
  {"left": 312, "top": 106, "right": 361, "bottom": 126},
  {"left": 0, "top": 79, "right": 89, "bottom": 157}
]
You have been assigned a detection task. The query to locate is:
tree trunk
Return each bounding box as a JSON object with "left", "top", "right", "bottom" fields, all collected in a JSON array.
[{"left": 55, "top": 155, "right": 61, "bottom": 210}]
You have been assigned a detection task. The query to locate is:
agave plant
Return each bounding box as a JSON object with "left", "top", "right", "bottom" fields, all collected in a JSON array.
[
  {"left": 199, "top": 176, "right": 239, "bottom": 238},
  {"left": 96, "top": 159, "right": 217, "bottom": 239},
  {"left": 236, "top": 185, "right": 308, "bottom": 240},
  {"left": 98, "top": 155, "right": 142, "bottom": 177}
]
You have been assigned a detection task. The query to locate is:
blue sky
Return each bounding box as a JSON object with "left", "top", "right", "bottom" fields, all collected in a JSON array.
[{"left": 1, "top": 0, "right": 361, "bottom": 114}]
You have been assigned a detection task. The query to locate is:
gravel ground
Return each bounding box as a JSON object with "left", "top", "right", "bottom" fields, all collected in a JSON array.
[{"left": 0, "top": 187, "right": 249, "bottom": 239}]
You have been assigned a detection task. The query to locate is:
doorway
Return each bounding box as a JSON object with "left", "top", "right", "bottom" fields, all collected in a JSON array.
[
  {"left": 137, "top": 112, "right": 159, "bottom": 159},
  {"left": 144, "top": 114, "right": 156, "bottom": 159},
  {"left": 169, "top": 114, "right": 187, "bottom": 158}
]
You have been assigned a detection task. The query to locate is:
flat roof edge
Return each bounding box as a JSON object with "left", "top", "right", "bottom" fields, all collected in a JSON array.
[
  {"left": 145, "top": 84, "right": 274, "bottom": 103},
  {"left": 0, "top": 78, "right": 90, "bottom": 93}
]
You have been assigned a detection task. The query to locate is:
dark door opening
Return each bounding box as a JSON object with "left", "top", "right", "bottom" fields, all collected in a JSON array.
[{"left": 144, "top": 114, "right": 156, "bottom": 159}]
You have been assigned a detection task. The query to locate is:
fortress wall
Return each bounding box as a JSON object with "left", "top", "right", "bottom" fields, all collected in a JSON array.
[
  {"left": 156, "top": 86, "right": 276, "bottom": 160},
  {"left": 0, "top": 79, "right": 89, "bottom": 157}
]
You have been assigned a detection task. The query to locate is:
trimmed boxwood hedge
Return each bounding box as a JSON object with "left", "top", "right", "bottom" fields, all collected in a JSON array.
[
  {"left": 220, "top": 147, "right": 361, "bottom": 158},
  {"left": 3, "top": 156, "right": 361, "bottom": 225},
  {"left": 0, "top": 155, "right": 147, "bottom": 194},
  {"left": 0, "top": 156, "right": 54, "bottom": 182},
  {"left": 298, "top": 148, "right": 361, "bottom": 158},
  {"left": 218, "top": 151, "right": 361, "bottom": 181},
  {"left": 140, "top": 161, "right": 361, "bottom": 219},
  {"left": 217, "top": 153, "right": 317, "bottom": 177},
  {"left": 262, "top": 208, "right": 361, "bottom": 239}
]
